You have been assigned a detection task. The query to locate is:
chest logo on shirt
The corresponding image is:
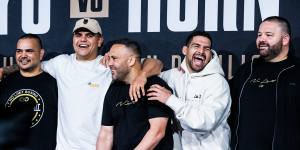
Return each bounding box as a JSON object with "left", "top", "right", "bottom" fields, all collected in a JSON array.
[
  {"left": 116, "top": 100, "right": 135, "bottom": 107},
  {"left": 194, "top": 94, "right": 202, "bottom": 99},
  {"left": 5, "top": 89, "right": 44, "bottom": 128},
  {"left": 250, "top": 78, "right": 276, "bottom": 88},
  {"left": 88, "top": 82, "right": 99, "bottom": 88}
]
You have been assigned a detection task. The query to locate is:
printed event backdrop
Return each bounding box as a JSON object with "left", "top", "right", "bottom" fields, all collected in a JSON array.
[{"left": 1, "top": 0, "right": 300, "bottom": 79}]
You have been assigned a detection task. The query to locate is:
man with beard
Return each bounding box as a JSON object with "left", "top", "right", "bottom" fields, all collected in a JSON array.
[
  {"left": 229, "top": 16, "right": 300, "bottom": 150},
  {"left": 97, "top": 39, "right": 173, "bottom": 150},
  {"left": 147, "top": 31, "right": 231, "bottom": 150},
  {"left": 0, "top": 34, "right": 58, "bottom": 150}
]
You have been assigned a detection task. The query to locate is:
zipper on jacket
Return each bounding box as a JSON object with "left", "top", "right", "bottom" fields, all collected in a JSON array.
[
  {"left": 271, "top": 65, "right": 295, "bottom": 150},
  {"left": 234, "top": 59, "right": 254, "bottom": 150},
  {"left": 234, "top": 58, "right": 295, "bottom": 150}
]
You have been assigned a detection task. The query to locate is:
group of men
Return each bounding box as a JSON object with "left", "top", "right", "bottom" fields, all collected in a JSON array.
[{"left": 0, "top": 15, "right": 299, "bottom": 150}]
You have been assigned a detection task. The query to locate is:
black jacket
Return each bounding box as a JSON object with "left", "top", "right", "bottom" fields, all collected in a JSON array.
[{"left": 229, "top": 55, "right": 300, "bottom": 150}]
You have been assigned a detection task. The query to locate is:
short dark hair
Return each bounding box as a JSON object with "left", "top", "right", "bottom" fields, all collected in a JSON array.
[
  {"left": 111, "top": 38, "right": 141, "bottom": 58},
  {"left": 18, "top": 33, "right": 43, "bottom": 49},
  {"left": 263, "top": 16, "right": 291, "bottom": 37},
  {"left": 185, "top": 31, "right": 213, "bottom": 48}
]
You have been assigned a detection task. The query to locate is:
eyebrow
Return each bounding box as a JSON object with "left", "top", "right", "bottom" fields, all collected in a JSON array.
[
  {"left": 16, "top": 48, "right": 35, "bottom": 51},
  {"left": 190, "top": 43, "right": 211, "bottom": 48}
]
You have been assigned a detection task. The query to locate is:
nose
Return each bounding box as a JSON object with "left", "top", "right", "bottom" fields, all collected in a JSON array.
[
  {"left": 108, "top": 57, "right": 113, "bottom": 67},
  {"left": 257, "top": 34, "right": 266, "bottom": 43},
  {"left": 80, "top": 35, "right": 87, "bottom": 42},
  {"left": 196, "top": 47, "right": 205, "bottom": 53}
]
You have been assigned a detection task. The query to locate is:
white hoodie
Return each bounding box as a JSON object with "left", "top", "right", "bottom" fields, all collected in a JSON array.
[{"left": 161, "top": 50, "right": 231, "bottom": 150}]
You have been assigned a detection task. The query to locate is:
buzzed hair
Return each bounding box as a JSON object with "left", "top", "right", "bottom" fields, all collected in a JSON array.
[
  {"left": 263, "top": 16, "right": 291, "bottom": 37},
  {"left": 185, "top": 31, "right": 213, "bottom": 48},
  {"left": 111, "top": 38, "right": 141, "bottom": 59},
  {"left": 17, "top": 33, "right": 43, "bottom": 49}
]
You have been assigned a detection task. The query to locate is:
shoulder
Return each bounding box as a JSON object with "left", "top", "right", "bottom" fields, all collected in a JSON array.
[
  {"left": 160, "top": 68, "right": 182, "bottom": 83},
  {"left": 202, "top": 73, "right": 229, "bottom": 90},
  {"left": 52, "top": 53, "right": 71, "bottom": 60},
  {"left": 107, "top": 81, "right": 125, "bottom": 91},
  {"left": 40, "top": 72, "right": 57, "bottom": 82},
  {"left": 146, "top": 76, "right": 172, "bottom": 91},
  {"left": 42, "top": 54, "right": 72, "bottom": 68},
  {"left": 161, "top": 68, "right": 180, "bottom": 76},
  {"left": 147, "top": 76, "right": 166, "bottom": 85},
  {"left": 47, "top": 54, "right": 73, "bottom": 63}
]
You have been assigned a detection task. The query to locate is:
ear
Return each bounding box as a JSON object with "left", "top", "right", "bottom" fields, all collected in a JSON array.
[
  {"left": 128, "top": 56, "right": 136, "bottom": 67},
  {"left": 40, "top": 49, "right": 45, "bottom": 61},
  {"left": 97, "top": 36, "right": 104, "bottom": 47},
  {"left": 182, "top": 46, "right": 188, "bottom": 56},
  {"left": 282, "top": 34, "right": 290, "bottom": 46}
]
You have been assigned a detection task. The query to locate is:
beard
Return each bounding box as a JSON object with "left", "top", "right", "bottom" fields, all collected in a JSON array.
[
  {"left": 186, "top": 53, "right": 207, "bottom": 73},
  {"left": 258, "top": 40, "right": 283, "bottom": 61}
]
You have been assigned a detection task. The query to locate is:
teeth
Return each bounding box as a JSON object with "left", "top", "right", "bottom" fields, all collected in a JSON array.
[
  {"left": 79, "top": 44, "right": 88, "bottom": 48},
  {"left": 18, "top": 57, "right": 30, "bottom": 65},
  {"left": 259, "top": 45, "right": 268, "bottom": 49},
  {"left": 194, "top": 55, "right": 204, "bottom": 61}
]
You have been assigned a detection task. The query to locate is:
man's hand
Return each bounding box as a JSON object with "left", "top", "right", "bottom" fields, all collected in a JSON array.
[
  {"left": 100, "top": 52, "right": 110, "bottom": 68},
  {"left": 0, "top": 68, "right": 4, "bottom": 81},
  {"left": 147, "top": 84, "right": 172, "bottom": 104},
  {"left": 130, "top": 71, "right": 147, "bottom": 102}
]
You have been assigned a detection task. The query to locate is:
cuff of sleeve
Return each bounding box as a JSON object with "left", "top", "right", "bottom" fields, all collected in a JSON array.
[{"left": 165, "top": 95, "right": 185, "bottom": 114}]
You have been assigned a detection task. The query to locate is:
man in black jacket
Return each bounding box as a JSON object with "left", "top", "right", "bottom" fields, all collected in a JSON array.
[{"left": 230, "top": 16, "right": 300, "bottom": 150}]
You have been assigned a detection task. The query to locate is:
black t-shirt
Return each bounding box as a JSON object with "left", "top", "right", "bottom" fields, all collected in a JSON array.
[
  {"left": 0, "top": 71, "right": 58, "bottom": 150},
  {"left": 101, "top": 76, "right": 174, "bottom": 150},
  {"left": 238, "top": 59, "right": 291, "bottom": 150}
]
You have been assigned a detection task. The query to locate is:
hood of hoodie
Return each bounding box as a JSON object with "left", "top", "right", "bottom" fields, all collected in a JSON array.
[{"left": 180, "top": 49, "right": 224, "bottom": 77}]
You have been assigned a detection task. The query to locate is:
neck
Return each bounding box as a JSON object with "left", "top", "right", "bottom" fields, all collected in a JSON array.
[
  {"left": 20, "top": 67, "right": 43, "bottom": 77},
  {"left": 124, "top": 65, "right": 142, "bottom": 84},
  {"left": 76, "top": 53, "right": 98, "bottom": 61}
]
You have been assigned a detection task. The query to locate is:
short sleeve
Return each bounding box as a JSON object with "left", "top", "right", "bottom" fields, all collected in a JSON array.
[
  {"left": 146, "top": 76, "right": 173, "bottom": 119},
  {"left": 101, "top": 85, "right": 115, "bottom": 126},
  {"left": 41, "top": 54, "right": 68, "bottom": 78}
]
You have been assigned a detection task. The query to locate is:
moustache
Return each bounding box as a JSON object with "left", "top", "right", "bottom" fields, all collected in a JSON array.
[
  {"left": 258, "top": 42, "right": 269, "bottom": 47},
  {"left": 193, "top": 52, "right": 206, "bottom": 60},
  {"left": 17, "top": 57, "right": 30, "bottom": 63}
]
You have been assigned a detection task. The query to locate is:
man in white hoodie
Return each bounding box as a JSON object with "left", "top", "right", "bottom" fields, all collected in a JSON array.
[{"left": 147, "top": 31, "right": 232, "bottom": 150}]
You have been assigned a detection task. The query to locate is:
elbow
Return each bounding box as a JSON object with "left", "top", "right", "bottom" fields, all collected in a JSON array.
[
  {"left": 151, "top": 128, "right": 166, "bottom": 144},
  {"left": 155, "top": 130, "right": 165, "bottom": 141}
]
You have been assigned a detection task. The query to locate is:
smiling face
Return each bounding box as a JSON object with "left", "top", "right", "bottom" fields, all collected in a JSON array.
[
  {"left": 256, "top": 21, "right": 286, "bottom": 61},
  {"left": 108, "top": 44, "right": 132, "bottom": 81},
  {"left": 73, "top": 31, "right": 103, "bottom": 61},
  {"left": 182, "top": 35, "right": 212, "bottom": 73},
  {"left": 15, "top": 38, "right": 44, "bottom": 75}
]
